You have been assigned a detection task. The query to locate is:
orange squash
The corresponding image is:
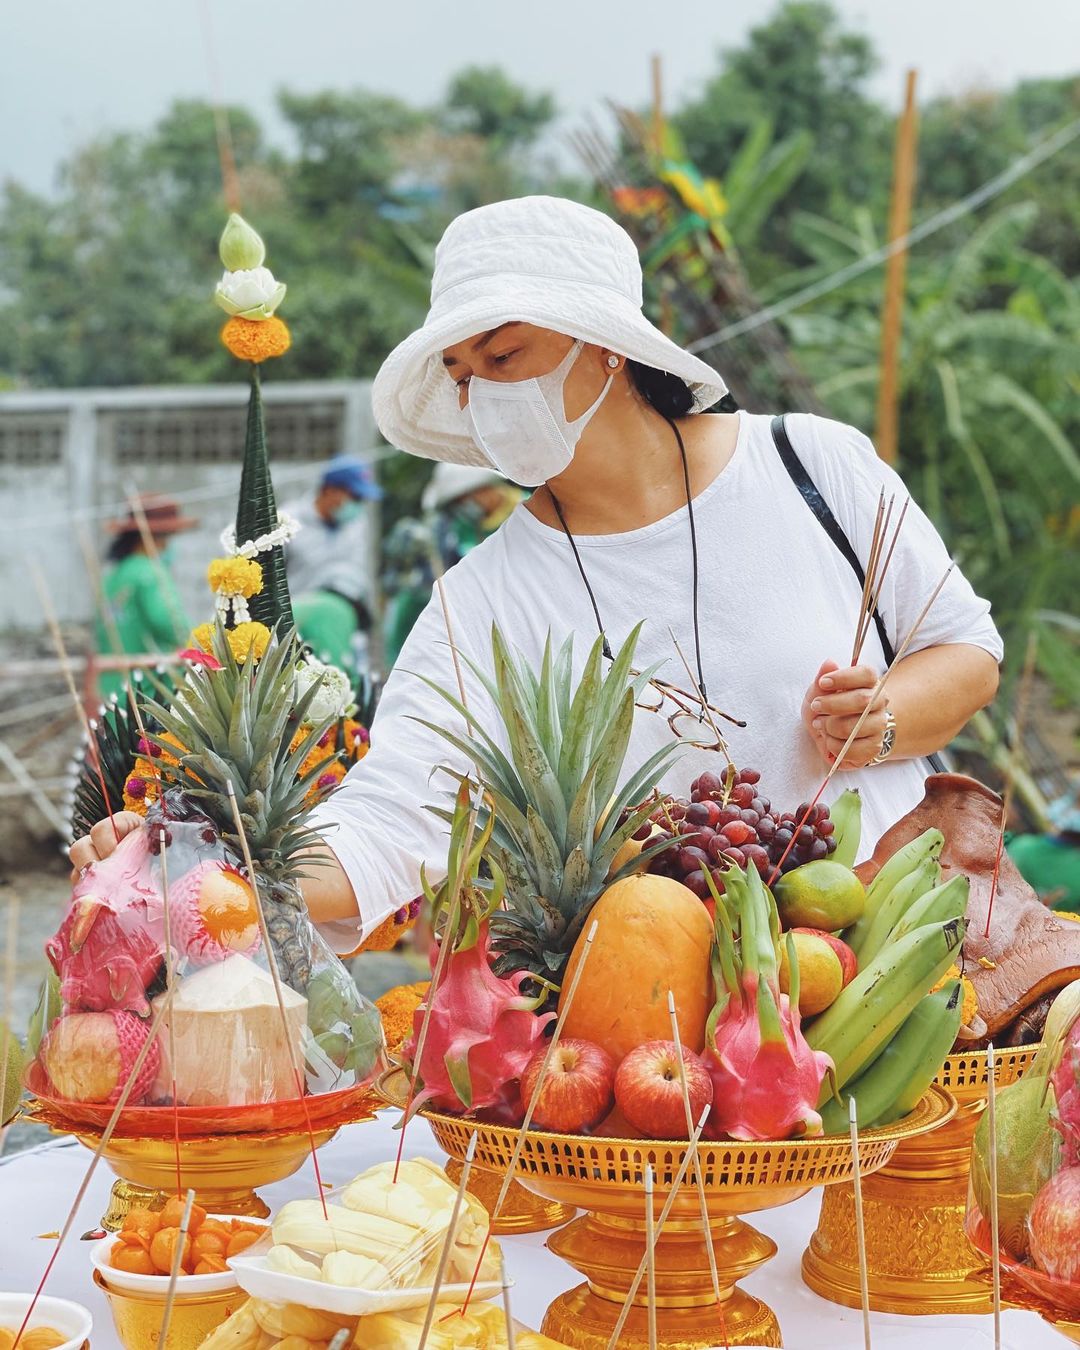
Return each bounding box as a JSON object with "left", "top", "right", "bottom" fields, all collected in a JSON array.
[{"left": 558, "top": 875, "right": 713, "bottom": 1061}]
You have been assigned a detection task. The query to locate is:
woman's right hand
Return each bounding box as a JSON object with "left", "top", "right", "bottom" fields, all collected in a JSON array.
[{"left": 68, "top": 811, "right": 146, "bottom": 879}]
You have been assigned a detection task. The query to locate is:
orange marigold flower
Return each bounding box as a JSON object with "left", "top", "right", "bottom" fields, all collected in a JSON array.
[
  {"left": 221, "top": 316, "right": 291, "bottom": 363},
  {"left": 375, "top": 981, "right": 430, "bottom": 1056}
]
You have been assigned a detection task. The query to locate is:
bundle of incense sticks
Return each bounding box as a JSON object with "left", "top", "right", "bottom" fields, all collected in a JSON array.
[{"left": 852, "top": 491, "right": 910, "bottom": 666}]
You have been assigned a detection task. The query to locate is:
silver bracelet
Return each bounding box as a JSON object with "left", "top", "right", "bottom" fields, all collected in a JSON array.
[{"left": 869, "top": 708, "right": 897, "bottom": 765}]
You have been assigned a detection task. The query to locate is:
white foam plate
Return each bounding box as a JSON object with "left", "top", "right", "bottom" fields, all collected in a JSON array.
[
  {"left": 91, "top": 1213, "right": 268, "bottom": 1295},
  {"left": 228, "top": 1251, "right": 501, "bottom": 1315},
  {"left": 0, "top": 1294, "right": 93, "bottom": 1350}
]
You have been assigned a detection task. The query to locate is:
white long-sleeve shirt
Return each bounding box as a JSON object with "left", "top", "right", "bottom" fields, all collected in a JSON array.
[{"left": 311, "top": 412, "right": 1002, "bottom": 953}]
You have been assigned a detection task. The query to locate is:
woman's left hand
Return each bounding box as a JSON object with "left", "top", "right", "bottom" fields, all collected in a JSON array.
[{"left": 801, "top": 660, "right": 889, "bottom": 769}]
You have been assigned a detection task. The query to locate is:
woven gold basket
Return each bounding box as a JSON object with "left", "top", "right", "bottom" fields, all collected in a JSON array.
[
  {"left": 803, "top": 1044, "right": 1041, "bottom": 1315},
  {"left": 380, "top": 1068, "right": 953, "bottom": 1349}
]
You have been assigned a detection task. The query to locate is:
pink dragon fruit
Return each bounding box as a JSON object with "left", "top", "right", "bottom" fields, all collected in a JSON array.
[
  {"left": 403, "top": 920, "right": 554, "bottom": 1116},
  {"left": 41, "top": 1010, "right": 160, "bottom": 1104},
  {"left": 702, "top": 862, "right": 832, "bottom": 1140},
  {"left": 1052, "top": 1023, "right": 1080, "bottom": 1167},
  {"left": 47, "top": 828, "right": 163, "bottom": 1016},
  {"left": 168, "top": 860, "right": 262, "bottom": 967}
]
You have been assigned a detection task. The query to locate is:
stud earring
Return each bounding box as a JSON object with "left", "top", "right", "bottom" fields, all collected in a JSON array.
[{"left": 607, "top": 355, "right": 619, "bottom": 369}]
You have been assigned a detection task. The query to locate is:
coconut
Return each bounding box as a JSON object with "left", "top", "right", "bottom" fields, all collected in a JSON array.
[{"left": 971, "top": 1074, "right": 1060, "bottom": 1257}]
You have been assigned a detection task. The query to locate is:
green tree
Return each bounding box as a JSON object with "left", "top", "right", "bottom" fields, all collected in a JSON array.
[{"left": 674, "top": 2, "right": 892, "bottom": 270}]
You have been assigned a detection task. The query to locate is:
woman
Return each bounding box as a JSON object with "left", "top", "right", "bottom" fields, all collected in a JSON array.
[
  {"left": 96, "top": 495, "right": 195, "bottom": 701},
  {"left": 73, "top": 197, "right": 1001, "bottom": 953}
]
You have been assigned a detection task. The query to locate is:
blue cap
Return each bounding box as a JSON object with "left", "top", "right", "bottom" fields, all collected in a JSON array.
[{"left": 321, "top": 455, "right": 383, "bottom": 501}]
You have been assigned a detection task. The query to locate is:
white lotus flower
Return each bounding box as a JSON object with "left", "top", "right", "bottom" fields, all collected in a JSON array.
[
  {"left": 295, "top": 658, "right": 354, "bottom": 725},
  {"left": 214, "top": 266, "right": 287, "bottom": 320}
]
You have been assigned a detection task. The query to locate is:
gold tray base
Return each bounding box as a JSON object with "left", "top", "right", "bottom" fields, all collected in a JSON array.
[
  {"left": 74, "top": 1126, "right": 341, "bottom": 1230},
  {"left": 803, "top": 1047, "right": 1039, "bottom": 1316},
  {"left": 445, "top": 1158, "right": 576, "bottom": 1235},
  {"left": 542, "top": 1210, "right": 781, "bottom": 1349}
]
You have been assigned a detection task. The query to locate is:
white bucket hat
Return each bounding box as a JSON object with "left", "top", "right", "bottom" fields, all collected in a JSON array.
[{"left": 372, "top": 195, "right": 729, "bottom": 465}]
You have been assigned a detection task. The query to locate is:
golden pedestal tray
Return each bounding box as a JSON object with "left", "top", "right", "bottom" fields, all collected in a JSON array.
[
  {"left": 380, "top": 1068, "right": 953, "bottom": 1349},
  {"left": 22, "top": 1088, "right": 382, "bottom": 1229},
  {"left": 445, "top": 1156, "right": 577, "bottom": 1235},
  {"left": 802, "top": 1044, "right": 1040, "bottom": 1315}
]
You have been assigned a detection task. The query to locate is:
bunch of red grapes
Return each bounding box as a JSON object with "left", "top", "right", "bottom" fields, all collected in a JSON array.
[{"left": 640, "top": 767, "right": 838, "bottom": 897}]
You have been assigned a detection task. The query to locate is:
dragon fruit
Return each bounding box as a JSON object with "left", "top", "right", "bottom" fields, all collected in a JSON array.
[
  {"left": 403, "top": 920, "right": 554, "bottom": 1115},
  {"left": 41, "top": 1010, "right": 160, "bottom": 1104},
  {"left": 47, "top": 828, "right": 163, "bottom": 1016},
  {"left": 1051, "top": 1004, "right": 1080, "bottom": 1168},
  {"left": 703, "top": 862, "right": 832, "bottom": 1140},
  {"left": 168, "top": 860, "right": 262, "bottom": 967}
]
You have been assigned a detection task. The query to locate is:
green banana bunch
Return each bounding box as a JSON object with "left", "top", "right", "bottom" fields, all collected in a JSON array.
[
  {"left": 880, "top": 874, "right": 969, "bottom": 953},
  {"left": 827, "top": 789, "right": 862, "bottom": 868},
  {"left": 807, "top": 916, "right": 965, "bottom": 1092},
  {"left": 853, "top": 854, "right": 941, "bottom": 967},
  {"left": 819, "top": 980, "right": 963, "bottom": 1132},
  {"left": 844, "top": 828, "right": 944, "bottom": 957}
]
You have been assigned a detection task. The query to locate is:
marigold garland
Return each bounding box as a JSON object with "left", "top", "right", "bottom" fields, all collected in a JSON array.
[
  {"left": 122, "top": 734, "right": 185, "bottom": 814},
  {"left": 375, "top": 981, "right": 430, "bottom": 1056},
  {"left": 291, "top": 718, "right": 371, "bottom": 806},
  {"left": 221, "top": 315, "right": 291, "bottom": 363},
  {"left": 208, "top": 556, "right": 263, "bottom": 600},
  {"left": 933, "top": 963, "right": 979, "bottom": 1027}
]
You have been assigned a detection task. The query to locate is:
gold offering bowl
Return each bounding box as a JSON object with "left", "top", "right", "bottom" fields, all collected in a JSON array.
[
  {"left": 803, "top": 1044, "right": 1040, "bottom": 1315},
  {"left": 23, "top": 1093, "right": 380, "bottom": 1229},
  {"left": 93, "top": 1268, "right": 248, "bottom": 1350},
  {"left": 380, "top": 1068, "right": 953, "bottom": 1349}
]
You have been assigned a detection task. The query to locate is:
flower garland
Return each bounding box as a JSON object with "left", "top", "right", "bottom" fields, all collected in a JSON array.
[
  {"left": 207, "top": 555, "right": 264, "bottom": 625},
  {"left": 123, "top": 734, "right": 186, "bottom": 815},
  {"left": 219, "top": 511, "right": 300, "bottom": 561}
]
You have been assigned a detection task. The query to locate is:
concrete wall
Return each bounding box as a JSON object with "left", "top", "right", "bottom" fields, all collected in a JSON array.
[{"left": 0, "top": 379, "right": 379, "bottom": 633}]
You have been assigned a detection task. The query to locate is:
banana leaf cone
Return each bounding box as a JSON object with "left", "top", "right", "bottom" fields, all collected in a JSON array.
[{"left": 236, "top": 363, "right": 295, "bottom": 631}]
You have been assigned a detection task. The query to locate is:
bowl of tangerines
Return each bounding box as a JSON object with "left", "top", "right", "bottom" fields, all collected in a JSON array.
[{"left": 90, "top": 1199, "right": 263, "bottom": 1350}]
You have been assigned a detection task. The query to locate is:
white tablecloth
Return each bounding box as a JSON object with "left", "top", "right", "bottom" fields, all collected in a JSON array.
[{"left": 0, "top": 1115, "right": 1061, "bottom": 1349}]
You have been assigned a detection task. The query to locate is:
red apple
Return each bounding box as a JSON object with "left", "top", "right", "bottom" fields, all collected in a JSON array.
[
  {"left": 614, "top": 1040, "right": 713, "bottom": 1139},
  {"left": 520, "top": 1038, "right": 615, "bottom": 1133},
  {"left": 1029, "top": 1165, "right": 1080, "bottom": 1282},
  {"left": 794, "top": 928, "right": 858, "bottom": 987}
]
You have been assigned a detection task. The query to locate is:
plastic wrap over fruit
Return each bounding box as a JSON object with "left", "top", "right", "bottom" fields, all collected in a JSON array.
[
  {"left": 966, "top": 980, "right": 1080, "bottom": 1313},
  {"left": 232, "top": 1156, "right": 502, "bottom": 1301},
  {"left": 32, "top": 789, "right": 386, "bottom": 1112}
]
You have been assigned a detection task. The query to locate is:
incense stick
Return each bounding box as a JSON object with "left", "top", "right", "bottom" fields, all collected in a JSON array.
[
  {"left": 987, "top": 1044, "right": 1002, "bottom": 1350},
  {"left": 500, "top": 1250, "right": 517, "bottom": 1350},
  {"left": 985, "top": 631, "right": 1038, "bottom": 939},
  {"left": 157, "top": 1188, "right": 195, "bottom": 1350},
  {"left": 157, "top": 829, "right": 183, "bottom": 1199},
  {"left": 644, "top": 1165, "right": 658, "bottom": 1350},
  {"left": 853, "top": 490, "right": 887, "bottom": 667},
  {"left": 848, "top": 1097, "right": 872, "bottom": 1350},
  {"left": 0, "top": 888, "right": 20, "bottom": 1156},
  {"left": 667, "top": 992, "right": 723, "bottom": 1311},
  {"left": 459, "top": 919, "right": 600, "bottom": 1315},
  {"left": 30, "top": 562, "right": 121, "bottom": 843},
  {"left": 605, "top": 1105, "right": 711, "bottom": 1350},
  {"left": 667, "top": 628, "right": 735, "bottom": 766},
  {"left": 417, "top": 1133, "right": 477, "bottom": 1350},
  {"left": 862, "top": 497, "right": 909, "bottom": 655},
  {"left": 769, "top": 563, "right": 955, "bottom": 885},
  {"left": 12, "top": 978, "right": 177, "bottom": 1350},
  {"left": 226, "top": 783, "right": 328, "bottom": 1219}
]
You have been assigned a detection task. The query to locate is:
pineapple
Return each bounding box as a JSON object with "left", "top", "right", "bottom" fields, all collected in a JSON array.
[
  {"left": 420, "top": 623, "right": 682, "bottom": 987},
  {"left": 143, "top": 624, "right": 337, "bottom": 991}
]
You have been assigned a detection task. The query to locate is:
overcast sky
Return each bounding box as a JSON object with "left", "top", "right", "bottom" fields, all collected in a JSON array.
[{"left": 3, "top": 1, "right": 1077, "bottom": 195}]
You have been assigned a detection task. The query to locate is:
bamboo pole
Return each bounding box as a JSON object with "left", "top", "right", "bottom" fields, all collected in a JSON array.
[
  {"left": 651, "top": 54, "right": 664, "bottom": 155},
  {"left": 875, "top": 69, "right": 919, "bottom": 466}
]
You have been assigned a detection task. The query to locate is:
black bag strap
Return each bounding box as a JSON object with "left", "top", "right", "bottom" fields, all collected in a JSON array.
[{"left": 770, "top": 413, "right": 946, "bottom": 774}]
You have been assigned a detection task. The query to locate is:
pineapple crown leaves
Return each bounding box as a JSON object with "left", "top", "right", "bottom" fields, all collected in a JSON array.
[
  {"left": 142, "top": 622, "right": 338, "bottom": 873},
  {"left": 420, "top": 780, "right": 506, "bottom": 953},
  {"left": 412, "top": 622, "right": 684, "bottom": 952}
]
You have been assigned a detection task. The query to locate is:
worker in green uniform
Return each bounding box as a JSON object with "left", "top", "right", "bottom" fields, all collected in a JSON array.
[
  {"left": 1007, "top": 788, "right": 1080, "bottom": 912},
  {"left": 96, "top": 496, "right": 195, "bottom": 701}
]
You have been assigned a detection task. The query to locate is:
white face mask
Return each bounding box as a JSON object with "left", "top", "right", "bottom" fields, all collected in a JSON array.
[{"left": 460, "top": 340, "right": 614, "bottom": 487}]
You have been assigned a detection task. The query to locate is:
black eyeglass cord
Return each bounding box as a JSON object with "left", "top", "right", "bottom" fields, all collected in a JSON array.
[{"left": 546, "top": 415, "right": 709, "bottom": 707}]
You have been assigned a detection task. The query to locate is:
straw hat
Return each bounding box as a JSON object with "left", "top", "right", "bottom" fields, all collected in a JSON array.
[
  {"left": 373, "top": 196, "right": 728, "bottom": 465},
  {"left": 107, "top": 494, "right": 198, "bottom": 535}
]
